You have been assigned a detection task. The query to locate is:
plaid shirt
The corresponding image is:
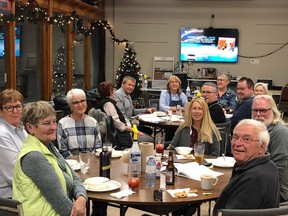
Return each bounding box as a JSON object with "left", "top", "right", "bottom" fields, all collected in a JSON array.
[{"left": 57, "top": 115, "right": 102, "bottom": 158}]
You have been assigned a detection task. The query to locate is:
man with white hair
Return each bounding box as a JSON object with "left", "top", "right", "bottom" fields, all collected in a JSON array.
[
  {"left": 252, "top": 94, "right": 288, "bottom": 202},
  {"left": 213, "top": 119, "right": 279, "bottom": 215}
]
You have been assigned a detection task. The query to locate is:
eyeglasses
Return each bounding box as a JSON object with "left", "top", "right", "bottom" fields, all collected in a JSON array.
[
  {"left": 3, "top": 104, "right": 23, "bottom": 112},
  {"left": 231, "top": 135, "right": 259, "bottom": 144},
  {"left": 71, "top": 99, "right": 86, "bottom": 105},
  {"left": 201, "top": 91, "right": 216, "bottom": 94},
  {"left": 251, "top": 108, "right": 271, "bottom": 114}
]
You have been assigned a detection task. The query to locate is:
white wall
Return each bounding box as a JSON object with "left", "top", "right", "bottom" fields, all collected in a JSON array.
[{"left": 105, "top": 0, "right": 288, "bottom": 86}]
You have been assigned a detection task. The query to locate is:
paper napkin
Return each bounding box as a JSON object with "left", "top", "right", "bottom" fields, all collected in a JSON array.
[{"left": 110, "top": 189, "right": 135, "bottom": 199}]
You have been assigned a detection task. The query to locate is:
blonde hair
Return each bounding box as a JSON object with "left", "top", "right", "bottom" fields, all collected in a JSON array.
[
  {"left": 254, "top": 82, "right": 268, "bottom": 95},
  {"left": 176, "top": 98, "right": 221, "bottom": 143},
  {"left": 166, "top": 75, "right": 182, "bottom": 95}
]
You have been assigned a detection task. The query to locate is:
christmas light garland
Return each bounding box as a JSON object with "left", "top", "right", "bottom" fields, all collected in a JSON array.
[{"left": 0, "top": 0, "right": 129, "bottom": 44}]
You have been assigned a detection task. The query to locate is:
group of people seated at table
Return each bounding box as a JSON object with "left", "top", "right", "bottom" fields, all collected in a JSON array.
[{"left": 0, "top": 72, "right": 287, "bottom": 216}]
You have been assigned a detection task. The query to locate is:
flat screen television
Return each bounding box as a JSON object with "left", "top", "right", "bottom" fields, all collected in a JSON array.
[
  {"left": 0, "top": 26, "right": 21, "bottom": 57},
  {"left": 180, "top": 27, "right": 239, "bottom": 63}
]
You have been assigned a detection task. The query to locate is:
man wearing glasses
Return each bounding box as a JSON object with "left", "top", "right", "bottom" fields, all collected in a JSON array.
[
  {"left": 213, "top": 119, "right": 279, "bottom": 215},
  {"left": 252, "top": 94, "right": 288, "bottom": 202},
  {"left": 0, "top": 89, "right": 28, "bottom": 198},
  {"left": 201, "top": 82, "right": 226, "bottom": 123}
]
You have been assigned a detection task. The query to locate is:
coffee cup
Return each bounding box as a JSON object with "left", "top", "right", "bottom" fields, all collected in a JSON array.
[{"left": 200, "top": 174, "right": 218, "bottom": 190}]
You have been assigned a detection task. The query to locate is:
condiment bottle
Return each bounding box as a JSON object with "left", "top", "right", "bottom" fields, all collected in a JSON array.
[{"left": 165, "top": 151, "right": 175, "bottom": 185}]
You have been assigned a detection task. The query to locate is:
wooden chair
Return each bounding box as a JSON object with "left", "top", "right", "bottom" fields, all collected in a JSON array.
[
  {"left": 215, "top": 121, "right": 231, "bottom": 156},
  {"left": 0, "top": 197, "right": 23, "bottom": 216},
  {"left": 278, "top": 86, "right": 288, "bottom": 115}
]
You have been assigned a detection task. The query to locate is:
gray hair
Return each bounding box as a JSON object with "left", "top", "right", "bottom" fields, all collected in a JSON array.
[
  {"left": 66, "top": 88, "right": 86, "bottom": 104},
  {"left": 217, "top": 72, "right": 232, "bottom": 81},
  {"left": 202, "top": 82, "right": 218, "bottom": 93},
  {"left": 121, "top": 76, "right": 136, "bottom": 85},
  {"left": 253, "top": 94, "right": 284, "bottom": 124},
  {"left": 234, "top": 119, "right": 270, "bottom": 147},
  {"left": 22, "top": 101, "right": 56, "bottom": 128}
]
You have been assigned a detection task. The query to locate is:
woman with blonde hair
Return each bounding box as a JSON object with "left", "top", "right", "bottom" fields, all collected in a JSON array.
[
  {"left": 169, "top": 97, "right": 221, "bottom": 156},
  {"left": 254, "top": 82, "right": 268, "bottom": 95},
  {"left": 159, "top": 75, "right": 188, "bottom": 112}
]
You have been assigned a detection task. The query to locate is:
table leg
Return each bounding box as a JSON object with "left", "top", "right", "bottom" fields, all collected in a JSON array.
[
  {"left": 86, "top": 198, "right": 91, "bottom": 216},
  {"left": 120, "top": 204, "right": 128, "bottom": 216}
]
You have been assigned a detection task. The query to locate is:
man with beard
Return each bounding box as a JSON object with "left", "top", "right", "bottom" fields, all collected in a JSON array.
[{"left": 252, "top": 94, "right": 288, "bottom": 202}]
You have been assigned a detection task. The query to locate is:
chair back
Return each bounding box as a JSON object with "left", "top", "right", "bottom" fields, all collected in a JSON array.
[
  {"left": 278, "top": 86, "right": 288, "bottom": 113},
  {"left": 0, "top": 197, "right": 23, "bottom": 216},
  {"left": 215, "top": 121, "right": 231, "bottom": 156},
  {"left": 218, "top": 204, "right": 288, "bottom": 216},
  {"left": 148, "top": 99, "right": 159, "bottom": 110}
]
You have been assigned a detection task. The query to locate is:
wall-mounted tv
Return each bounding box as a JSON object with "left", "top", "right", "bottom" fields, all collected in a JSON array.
[
  {"left": 0, "top": 26, "right": 21, "bottom": 57},
  {"left": 180, "top": 27, "right": 239, "bottom": 63}
]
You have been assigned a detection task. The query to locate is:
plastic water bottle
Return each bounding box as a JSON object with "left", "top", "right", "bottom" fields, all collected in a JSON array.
[
  {"left": 176, "top": 105, "right": 182, "bottom": 116},
  {"left": 186, "top": 86, "right": 191, "bottom": 97},
  {"left": 144, "top": 79, "right": 148, "bottom": 89},
  {"left": 145, "top": 156, "right": 156, "bottom": 187},
  {"left": 129, "top": 125, "right": 141, "bottom": 176}
]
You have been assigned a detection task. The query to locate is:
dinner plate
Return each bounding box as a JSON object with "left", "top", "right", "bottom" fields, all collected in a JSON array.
[
  {"left": 95, "top": 150, "right": 124, "bottom": 158},
  {"left": 153, "top": 111, "right": 167, "bottom": 117},
  {"left": 209, "top": 157, "right": 236, "bottom": 168},
  {"left": 65, "top": 159, "right": 81, "bottom": 171},
  {"left": 84, "top": 179, "right": 121, "bottom": 192}
]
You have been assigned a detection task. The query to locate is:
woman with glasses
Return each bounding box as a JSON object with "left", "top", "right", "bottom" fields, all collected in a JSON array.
[
  {"left": 168, "top": 97, "right": 221, "bottom": 156},
  {"left": 217, "top": 72, "right": 237, "bottom": 113},
  {"left": 0, "top": 89, "right": 27, "bottom": 198},
  {"left": 57, "top": 88, "right": 102, "bottom": 158},
  {"left": 13, "top": 101, "right": 87, "bottom": 216}
]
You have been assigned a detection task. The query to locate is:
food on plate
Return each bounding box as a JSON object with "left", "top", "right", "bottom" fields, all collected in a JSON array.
[
  {"left": 188, "top": 189, "right": 198, "bottom": 193},
  {"left": 184, "top": 154, "right": 194, "bottom": 159},
  {"left": 174, "top": 191, "right": 187, "bottom": 198}
]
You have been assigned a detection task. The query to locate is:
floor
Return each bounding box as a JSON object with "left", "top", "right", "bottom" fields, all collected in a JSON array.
[{"left": 105, "top": 201, "right": 215, "bottom": 216}]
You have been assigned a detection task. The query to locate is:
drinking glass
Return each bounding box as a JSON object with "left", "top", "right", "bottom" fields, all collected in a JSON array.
[
  {"left": 194, "top": 142, "right": 205, "bottom": 163},
  {"left": 79, "top": 151, "right": 90, "bottom": 174}
]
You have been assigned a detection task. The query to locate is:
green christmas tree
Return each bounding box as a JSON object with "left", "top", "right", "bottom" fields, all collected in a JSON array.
[
  {"left": 52, "top": 44, "right": 83, "bottom": 97},
  {"left": 114, "top": 43, "right": 143, "bottom": 100}
]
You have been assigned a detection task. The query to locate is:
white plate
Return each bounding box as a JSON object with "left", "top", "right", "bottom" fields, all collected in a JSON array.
[
  {"left": 95, "top": 150, "right": 124, "bottom": 158},
  {"left": 208, "top": 157, "right": 236, "bottom": 168},
  {"left": 84, "top": 179, "right": 121, "bottom": 192},
  {"left": 66, "top": 159, "right": 81, "bottom": 171},
  {"left": 153, "top": 111, "right": 167, "bottom": 117}
]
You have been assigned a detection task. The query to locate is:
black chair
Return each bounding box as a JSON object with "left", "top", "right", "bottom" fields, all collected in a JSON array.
[
  {"left": 0, "top": 197, "right": 23, "bottom": 216},
  {"left": 215, "top": 121, "right": 231, "bottom": 156},
  {"left": 148, "top": 98, "right": 159, "bottom": 110},
  {"left": 53, "top": 96, "right": 71, "bottom": 117},
  {"left": 278, "top": 86, "right": 288, "bottom": 116},
  {"left": 217, "top": 204, "right": 288, "bottom": 216}
]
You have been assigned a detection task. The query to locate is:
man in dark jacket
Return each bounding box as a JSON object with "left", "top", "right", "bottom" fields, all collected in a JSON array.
[{"left": 213, "top": 119, "right": 280, "bottom": 215}]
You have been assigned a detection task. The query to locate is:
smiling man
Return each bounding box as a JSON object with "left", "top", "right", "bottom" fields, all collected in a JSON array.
[
  {"left": 252, "top": 94, "right": 288, "bottom": 202},
  {"left": 213, "top": 119, "right": 280, "bottom": 215}
]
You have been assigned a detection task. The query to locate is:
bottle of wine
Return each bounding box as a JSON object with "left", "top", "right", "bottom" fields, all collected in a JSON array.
[
  {"left": 99, "top": 145, "right": 111, "bottom": 178},
  {"left": 165, "top": 151, "right": 175, "bottom": 185}
]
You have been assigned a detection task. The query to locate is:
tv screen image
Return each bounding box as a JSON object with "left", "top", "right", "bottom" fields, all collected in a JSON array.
[
  {"left": 180, "top": 28, "right": 239, "bottom": 63},
  {"left": 0, "top": 26, "right": 21, "bottom": 57}
]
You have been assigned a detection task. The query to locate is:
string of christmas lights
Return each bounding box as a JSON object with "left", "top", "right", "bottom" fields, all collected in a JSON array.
[{"left": 0, "top": 0, "right": 129, "bottom": 44}]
